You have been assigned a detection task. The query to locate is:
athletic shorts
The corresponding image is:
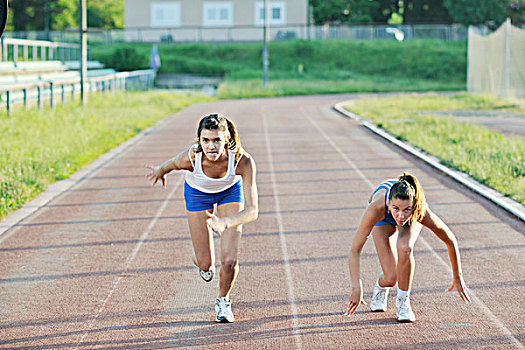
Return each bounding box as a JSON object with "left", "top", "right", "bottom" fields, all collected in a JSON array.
[
  {"left": 374, "top": 210, "right": 397, "bottom": 226},
  {"left": 184, "top": 180, "right": 244, "bottom": 212}
]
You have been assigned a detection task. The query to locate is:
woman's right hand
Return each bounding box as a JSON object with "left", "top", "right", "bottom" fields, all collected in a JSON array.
[
  {"left": 145, "top": 165, "right": 166, "bottom": 188},
  {"left": 345, "top": 285, "right": 367, "bottom": 316}
]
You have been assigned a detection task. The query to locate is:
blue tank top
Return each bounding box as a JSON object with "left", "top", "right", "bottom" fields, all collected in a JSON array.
[
  {"left": 371, "top": 180, "right": 397, "bottom": 226},
  {"left": 371, "top": 180, "right": 397, "bottom": 207}
]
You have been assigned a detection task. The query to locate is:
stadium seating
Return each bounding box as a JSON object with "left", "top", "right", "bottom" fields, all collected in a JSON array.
[{"left": 0, "top": 60, "right": 114, "bottom": 87}]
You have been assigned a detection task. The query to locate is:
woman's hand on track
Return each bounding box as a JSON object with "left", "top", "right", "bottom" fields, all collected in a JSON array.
[
  {"left": 345, "top": 289, "right": 367, "bottom": 316},
  {"left": 145, "top": 165, "right": 166, "bottom": 188},
  {"left": 448, "top": 276, "right": 471, "bottom": 304}
]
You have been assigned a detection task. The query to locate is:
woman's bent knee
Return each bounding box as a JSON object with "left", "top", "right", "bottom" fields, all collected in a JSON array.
[
  {"left": 382, "top": 273, "right": 397, "bottom": 287},
  {"left": 397, "top": 244, "right": 414, "bottom": 260},
  {"left": 221, "top": 257, "right": 238, "bottom": 271}
]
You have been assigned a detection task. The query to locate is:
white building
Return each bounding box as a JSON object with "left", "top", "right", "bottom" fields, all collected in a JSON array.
[{"left": 124, "top": 0, "right": 310, "bottom": 42}]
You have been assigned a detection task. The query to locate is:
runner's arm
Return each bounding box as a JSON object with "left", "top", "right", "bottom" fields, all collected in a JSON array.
[
  {"left": 347, "top": 199, "right": 384, "bottom": 315},
  {"left": 420, "top": 206, "right": 471, "bottom": 303},
  {"left": 146, "top": 149, "right": 193, "bottom": 188},
  {"left": 206, "top": 153, "right": 258, "bottom": 234}
]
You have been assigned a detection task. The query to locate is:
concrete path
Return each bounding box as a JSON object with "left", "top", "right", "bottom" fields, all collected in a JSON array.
[{"left": 421, "top": 110, "right": 525, "bottom": 138}]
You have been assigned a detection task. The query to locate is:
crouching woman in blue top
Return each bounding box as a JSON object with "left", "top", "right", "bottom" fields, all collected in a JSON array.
[
  {"left": 345, "top": 172, "right": 470, "bottom": 322},
  {"left": 146, "top": 114, "right": 258, "bottom": 323}
]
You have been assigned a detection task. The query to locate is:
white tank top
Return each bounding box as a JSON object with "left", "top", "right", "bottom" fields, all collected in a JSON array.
[{"left": 185, "top": 145, "right": 243, "bottom": 193}]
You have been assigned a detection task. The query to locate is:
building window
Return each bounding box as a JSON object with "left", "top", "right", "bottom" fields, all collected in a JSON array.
[
  {"left": 272, "top": 7, "right": 281, "bottom": 21},
  {"left": 255, "top": 2, "right": 286, "bottom": 26},
  {"left": 150, "top": 2, "right": 181, "bottom": 27},
  {"left": 203, "top": 2, "right": 233, "bottom": 27}
]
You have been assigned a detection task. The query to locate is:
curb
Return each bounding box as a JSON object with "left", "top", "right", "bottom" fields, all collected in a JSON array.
[{"left": 333, "top": 101, "right": 525, "bottom": 223}]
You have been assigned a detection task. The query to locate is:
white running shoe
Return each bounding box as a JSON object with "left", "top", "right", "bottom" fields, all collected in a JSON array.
[
  {"left": 396, "top": 296, "right": 416, "bottom": 323},
  {"left": 192, "top": 251, "right": 215, "bottom": 282},
  {"left": 370, "top": 282, "right": 390, "bottom": 312},
  {"left": 199, "top": 266, "right": 215, "bottom": 282},
  {"left": 215, "top": 297, "right": 235, "bottom": 323}
]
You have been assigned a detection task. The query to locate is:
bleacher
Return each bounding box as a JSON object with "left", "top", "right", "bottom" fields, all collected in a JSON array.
[
  {"left": 0, "top": 38, "right": 155, "bottom": 114},
  {"left": 0, "top": 57, "right": 118, "bottom": 107},
  {"left": 0, "top": 60, "right": 116, "bottom": 86}
]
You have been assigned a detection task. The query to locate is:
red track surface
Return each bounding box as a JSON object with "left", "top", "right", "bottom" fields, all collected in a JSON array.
[{"left": 0, "top": 95, "right": 524, "bottom": 349}]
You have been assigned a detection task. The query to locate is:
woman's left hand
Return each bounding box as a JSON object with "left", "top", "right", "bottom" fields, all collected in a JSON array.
[
  {"left": 448, "top": 276, "right": 471, "bottom": 304},
  {"left": 206, "top": 211, "right": 227, "bottom": 236}
]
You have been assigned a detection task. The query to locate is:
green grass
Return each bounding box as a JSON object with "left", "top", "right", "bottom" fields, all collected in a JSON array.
[
  {"left": 343, "top": 93, "right": 525, "bottom": 205},
  {"left": 0, "top": 91, "right": 215, "bottom": 220},
  {"left": 91, "top": 39, "right": 467, "bottom": 97},
  {"left": 216, "top": 77, "right": 464, "bottom": 99}
]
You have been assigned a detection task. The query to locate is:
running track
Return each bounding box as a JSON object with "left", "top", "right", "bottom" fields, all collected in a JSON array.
[{"left": 0, "top": 95, "right": 524, "bottom": 349}]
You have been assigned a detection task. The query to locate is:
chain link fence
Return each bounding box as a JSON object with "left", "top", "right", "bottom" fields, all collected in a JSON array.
[{"left": 5, "top": 24, "right": 470, "bottom": 44}]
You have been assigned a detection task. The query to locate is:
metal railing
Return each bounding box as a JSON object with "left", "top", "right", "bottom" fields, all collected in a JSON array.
[
  {"left": 0, "top": 69, "right": 156, "bottom": 115},
  {"left": 0, "top": 38, "right": 90, "bottom": 63}
]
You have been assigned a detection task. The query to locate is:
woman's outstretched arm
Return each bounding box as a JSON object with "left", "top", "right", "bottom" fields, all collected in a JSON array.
[
  {"left": 346, "top": 198, "right": 384, "bottom": 316},
  {"left": 145, "top": 149, "right": 193, "bottom": 188},
  {"left": 420, "top": 206, "right": 471, "bottom": 303}
]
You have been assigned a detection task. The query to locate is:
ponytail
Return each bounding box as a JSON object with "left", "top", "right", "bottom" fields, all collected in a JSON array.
[
  {"left": 389, "top": 172, "right": 426, "bottom": 222},
  {"left": 224, "top": 116, "right": 242, "bottom": 162}
]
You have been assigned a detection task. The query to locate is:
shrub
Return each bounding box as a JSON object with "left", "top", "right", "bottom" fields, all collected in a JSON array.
[{"left": 108, "top": 47, "right": 148, "bottom": 72}]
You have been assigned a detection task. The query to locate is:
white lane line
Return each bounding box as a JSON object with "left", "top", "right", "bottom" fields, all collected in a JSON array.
[
  {"left": 417, "top": 238, "right": 524, "bottom": 350},
  {"left": 75, "top": 176, "right": 183, "bottom": 348},
  {"left": 303, "top": 107, "right": 524, "bottom": 350},
  {"left": 300, "top": 108, "right": 374, "bottom": 189},
  {"left": 262, "top": 111, "right": 303, "bottom": 350}
]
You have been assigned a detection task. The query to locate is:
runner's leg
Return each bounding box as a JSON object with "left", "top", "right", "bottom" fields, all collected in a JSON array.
[
  {"left": 216, "top": 202, "right": 243, "bottom": 298},
  {"left": 187, "top": 209, "right": 215, "bottom": 273},
  {"left": 372, "top": 225, "right": 398, "bottom": 287},
  {"left": 396, "top": 221, "right": 423, "bottom": 291}
]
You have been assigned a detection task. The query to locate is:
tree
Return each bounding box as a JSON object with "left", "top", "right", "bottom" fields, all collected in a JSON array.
[
  {"left": 310, "top": 0, "right": 453, "bottom": 25},
  {"left": 10, "top": 0, "right": 75, "bottom": 31},
  {"left": 346, "top": 0, "right": 378, "bottom": 23},
  {"left": 309, "top": 0, "right": 351, "bottom": 24},
  {"left": 10, "top": 0, "right": 123, "bottom": 31},
  {"left": 309, "top": 0, "right": 378, "bottom": 24},
  {"left": 86, "top": 0, "right": 123, "bottom": 29},
  {"left": 404, "top": 0, "right": 453, "bottom": 24},
  {"left": 506, "top": 1, "right": 525, "bottom": 25},
  {"left": 369, "top": 0, "right": 400, "bottom": 24},
  {"left": 443, "top": 0, "right": 508, "bottom": 26}
]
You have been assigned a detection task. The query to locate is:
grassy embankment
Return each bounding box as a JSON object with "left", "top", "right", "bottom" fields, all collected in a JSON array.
[
  {"left": 91, "top": 39, "right": 467, "bottom": 98},
  {"left": 0, "top": 92, "right": 215, "bottom": 220},
  {"left": 343, "top": 93, "right": 525, "bottom": 205}
]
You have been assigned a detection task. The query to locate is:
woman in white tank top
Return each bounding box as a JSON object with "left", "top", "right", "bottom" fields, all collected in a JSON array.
[{"left": 146, "top": 114, "right": 258, "bottom": 323}]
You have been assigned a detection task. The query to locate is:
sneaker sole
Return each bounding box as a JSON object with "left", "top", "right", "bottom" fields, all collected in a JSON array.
[
  {"left": 370, "top": 308, "right": 387, "bottom": 312},
  {"left": 199, "top": 267, "right": 215, "bottom": 282},
  {"left": 397, "top": 317, "right": 416, "bottom": 323},
  {"left": 200, "top": 270, "right": 213, "bottom": 282},
  {"left": 215, "top": 316, "right": 234, "bottom": 323}
]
